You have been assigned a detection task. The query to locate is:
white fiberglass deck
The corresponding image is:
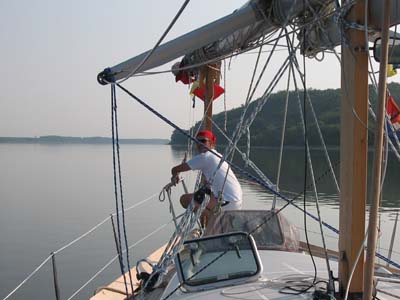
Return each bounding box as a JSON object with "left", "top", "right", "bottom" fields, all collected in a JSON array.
[{"left": 162, "top": 250, "right": 400, "bottom": 300}]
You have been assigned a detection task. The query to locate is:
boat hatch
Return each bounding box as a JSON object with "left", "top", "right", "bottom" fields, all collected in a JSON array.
[{"left": 175, "top": 232, "right": 263, "bottom": 292}]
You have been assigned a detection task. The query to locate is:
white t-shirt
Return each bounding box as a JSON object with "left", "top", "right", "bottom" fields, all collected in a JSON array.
[{"left": 187, "top": 150, "right": 242, "bottom": 210}]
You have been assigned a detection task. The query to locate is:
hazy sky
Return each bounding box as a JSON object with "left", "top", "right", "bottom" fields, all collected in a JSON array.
[{"left": 1, "top": 0, "right": 399, "bottom": 139}]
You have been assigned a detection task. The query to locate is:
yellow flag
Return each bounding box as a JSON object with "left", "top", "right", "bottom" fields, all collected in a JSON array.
[
  {"left": 189, "top": 81, "right": 201, "bottom": 97},
  {"left": 387, "top": 64, "right": 397, "bottom": 77}
]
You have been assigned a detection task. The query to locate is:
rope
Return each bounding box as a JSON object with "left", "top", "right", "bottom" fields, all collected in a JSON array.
[
  {"left": 291, "top": 39, "right": 334, "bottom": 285},
  {"left": 299, "top": 4, "right": 319, "bottom": 290},
  {"left": 283, "top": 37, "right": 340, "bottom": 277},
  {"left": 159, "top": 181, "right": 179, "bottom": 230},
  {"left": 139, "top": 192, "right": 209, "bottom": 295},
  {"left": 188, "top": 42, "right": 295, "bottom": 194},
  {"left": 291, "top": 7, "right": 400, "bottom": 273},
  {"left": 111, "top": 84, "right": 134, "bottom": 296},
  {"left": 343, "top": 232, "right": 369, "bottom": 300},
  {"left": 114, "top": 82, "right": 400, "bottom": 270}
]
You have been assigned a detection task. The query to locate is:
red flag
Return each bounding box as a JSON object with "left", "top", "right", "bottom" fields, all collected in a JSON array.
[
  {"left": 192, "top": 84, "right": 224, "bottom": 101},
  {"left": 172, "top": 61, "right": 195, "bottom": 85},
  {"left": 387, "top": 95, "right": 400, "bottom": 129},
  {"left": 175, "top": 71, "right": 195, "bottom": 84}
]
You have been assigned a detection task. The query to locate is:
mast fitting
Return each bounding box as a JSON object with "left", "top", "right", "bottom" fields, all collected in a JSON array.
[{"left": 97, "top": 68, "right": 115, "bottom": 85}]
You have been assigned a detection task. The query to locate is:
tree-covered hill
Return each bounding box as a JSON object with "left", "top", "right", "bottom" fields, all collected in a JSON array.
[{"left": 170, "top": 82, "right": 400, "bottom": 147}]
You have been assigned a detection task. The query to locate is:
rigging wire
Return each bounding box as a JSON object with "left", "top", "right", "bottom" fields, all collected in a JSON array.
[
  {"left": 209, "top": 118, "right": 275, "bottom": 186},
  {"left": 114, "top": 80, "right": 400, "bottom": 270},
  {"left": 272, "top": 29, "right": 294, "bottom": 210},
  {"left": 292, "top": 0, "right": 317, "bottom": 292},
  {"left": 287, "top": 30, "right": 340, "bottom": 275},
  {"left": 104, "top": 2, "right": 400, "bottom": 296},
  {"left": 242, "top": 41, "right": 265, "bottom": 167},
  {"left": 286, "top": 25, "right": 341, "bottom": 194},
  {"left": 112, "top": 77, "right": 398, "bottom": 300},
  {"left": 223, "top": 59, "right": 228, "bottom": 132},
  {"left": 116, "top": 53, "right": 400, "bottom": 268},
  {"left": 324, "top": 15, "right": 400, "bottom": 163},
  {"left": 114, "top": 0, "right": 191, "bottom": 84},
  {"left": 124, "top": 1, "right": 356, "bottom": 79},
  {"left": 222, "top": 41, "right": 297, "bottom": 166}
]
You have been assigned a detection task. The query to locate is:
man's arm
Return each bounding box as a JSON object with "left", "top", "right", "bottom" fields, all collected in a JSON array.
[{"left": 171, "top": 163, "right": 191, "bottom": 184}]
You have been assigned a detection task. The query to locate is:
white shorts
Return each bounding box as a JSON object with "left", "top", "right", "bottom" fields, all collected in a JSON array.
[{"left": 222, "top": 200, "right": 242, "bottom": 211}]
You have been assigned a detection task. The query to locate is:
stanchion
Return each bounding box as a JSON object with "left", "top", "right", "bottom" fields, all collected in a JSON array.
[{"left": 51, "top": 252, "right": 61, "bottom": 300}]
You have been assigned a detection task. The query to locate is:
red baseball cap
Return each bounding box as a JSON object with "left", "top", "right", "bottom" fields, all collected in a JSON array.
[{"left": 196, "top": 130, "right": 216, "bottom": 144}]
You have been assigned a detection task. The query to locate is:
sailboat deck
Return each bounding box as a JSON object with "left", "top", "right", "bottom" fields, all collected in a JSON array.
[
  {"left": 163, "top": 250, "right": 400, "bottom": 300},
  {"left": 90, "top": 244, "right": 398, "bottom": 300}
]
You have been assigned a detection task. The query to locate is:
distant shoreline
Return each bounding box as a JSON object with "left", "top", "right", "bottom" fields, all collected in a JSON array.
[{"left": 0, "top": 136, "right": 170, "bottom": 145}]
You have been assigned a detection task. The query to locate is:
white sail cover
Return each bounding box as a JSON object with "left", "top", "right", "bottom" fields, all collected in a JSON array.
[{"left": 98, "top": 0, "right": 400, "bottom": 84}]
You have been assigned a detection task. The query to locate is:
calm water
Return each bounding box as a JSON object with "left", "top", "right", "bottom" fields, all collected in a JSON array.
[{"left": 1, "top": 144, "right": 399, "bottom": 300}]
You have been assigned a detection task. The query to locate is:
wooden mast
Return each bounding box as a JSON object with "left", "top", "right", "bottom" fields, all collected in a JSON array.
[
  {"left": 338, "top": 0, "right": 369, "bottom": 298},
  {"left": 201, "top": 63, "right": 221, "bottom": 131},
  {"left": 363, "top": 1, "right": 392, "bottom": 299}
]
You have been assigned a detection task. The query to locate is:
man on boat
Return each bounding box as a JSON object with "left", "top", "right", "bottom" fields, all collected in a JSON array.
[{"left": 171, "top": 130, "right": 243, "bottom": 217}]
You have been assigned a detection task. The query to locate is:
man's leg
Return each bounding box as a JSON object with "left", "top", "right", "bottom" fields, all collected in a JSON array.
[
  {"left": 180, "top": 193, "right": 193, "bottom": 208},
  {"left": 179, "top": 192, "right": 218, "bottom": 227}
]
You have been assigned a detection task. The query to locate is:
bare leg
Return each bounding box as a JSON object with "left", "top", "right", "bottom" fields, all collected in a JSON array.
[
  {"left": 179, "top": 193, "right": 218, "bottom": 227},
  {"left": 180, "top": 193, "right": 193, "bottom": 209}
]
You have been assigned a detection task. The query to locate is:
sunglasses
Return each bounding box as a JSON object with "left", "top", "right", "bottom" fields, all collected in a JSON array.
[{"left": 197, "top": 138, "right": 209, "bottom": 144}]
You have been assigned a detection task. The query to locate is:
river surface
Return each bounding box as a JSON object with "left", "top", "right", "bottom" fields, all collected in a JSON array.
[{"left": 0, "top": 143, "right": 399, "bottom": 299}]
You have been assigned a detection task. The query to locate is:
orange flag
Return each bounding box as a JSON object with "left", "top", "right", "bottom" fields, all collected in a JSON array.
[
  {"left": 387, "top": 95, "right": 400, "bottom": 130},
  {"left": 192, "top": 84, "right": 224, "bottom": 101}
]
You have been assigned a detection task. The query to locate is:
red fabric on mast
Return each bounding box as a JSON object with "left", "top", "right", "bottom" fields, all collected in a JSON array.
[
  {"left": 173, "top": 61, "right": 195, "bottom": 84},
  {"left": 192, "top": 84, "right": 224, "bottom": 101},
  {"left": 175, "top": 71, "right": 194, "bottom": 84},
  {"left": 387, "top": 95, "right": 400, "bottom": 125}
]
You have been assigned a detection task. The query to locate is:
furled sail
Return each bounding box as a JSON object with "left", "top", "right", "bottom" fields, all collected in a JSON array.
[{"left": 98, "top": 0, "right": 400, "bottom": 84}]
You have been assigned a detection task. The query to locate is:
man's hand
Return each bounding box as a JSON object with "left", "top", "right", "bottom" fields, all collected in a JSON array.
[
  {"left": 171, "top": 163, "right": 190, "bottom": 185},
  {"left": 171, "top": 174, "right": 180, "bottom": 186}
]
